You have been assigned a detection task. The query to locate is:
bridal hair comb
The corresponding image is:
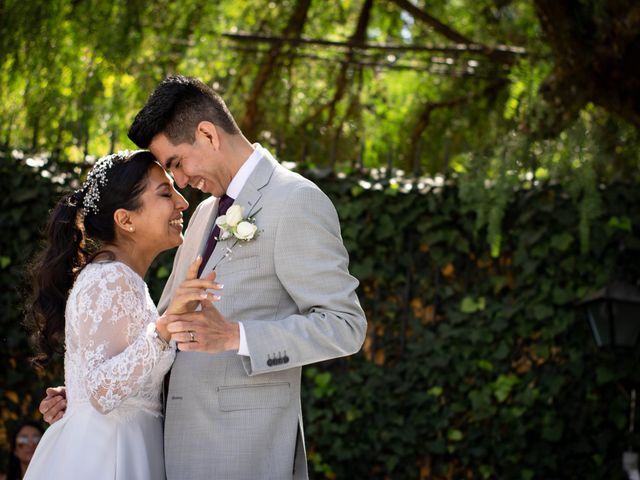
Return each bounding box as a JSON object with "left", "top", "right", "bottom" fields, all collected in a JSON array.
[{"left": 77, "top": 150, "right": 139, "bottom": 215}]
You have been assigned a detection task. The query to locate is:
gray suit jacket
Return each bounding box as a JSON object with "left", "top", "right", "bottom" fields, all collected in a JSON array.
[{"left": 158, "top": 149, "right": 367, "bottom": 479}]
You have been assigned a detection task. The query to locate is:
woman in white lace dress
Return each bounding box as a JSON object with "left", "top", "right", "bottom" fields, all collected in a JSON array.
[{"left": 24, "top": 151, "right": 220, "bottom": 479}]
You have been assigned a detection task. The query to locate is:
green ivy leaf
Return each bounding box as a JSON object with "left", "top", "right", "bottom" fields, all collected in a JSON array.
[
  {"left": 427, "top": 386, "right": 443, "bottom": 397},
  {"left": 491, "top": 374, "right": 519, "bottom": 403},
  {"left": 542, "top": 419, "right": 563, "bottom": 442},
  {"left": 521, "top": 469, "right": 535, "bottom": 480},
  {"left": 608, "top": 216, "right": 632, "bottom": 231},
  {"left": 461, "top": 296, "right": 485, "bottom": 313},
  {"left": 596, "top": 366, "right": 616, "bottom": 385},
  {"left": 479, "top": 465, "right": 494, "bottom": 479},
  {"left": 550, "top": 232, "right": 574, "bottom": 251},
  {"left": 477, "top": 360, "right": 494, "bottom": 372}
]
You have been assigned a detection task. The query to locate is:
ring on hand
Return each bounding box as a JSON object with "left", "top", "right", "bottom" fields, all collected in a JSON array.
[{"left": 189, "top": 330, "right": 196, "bottom": 342}]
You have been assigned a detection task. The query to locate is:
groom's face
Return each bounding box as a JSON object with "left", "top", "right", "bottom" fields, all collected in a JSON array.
[{"left": 149, "top": 131, "right": 230, "bottom": 197}]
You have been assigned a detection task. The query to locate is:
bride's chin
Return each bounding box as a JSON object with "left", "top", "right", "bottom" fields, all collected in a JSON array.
[
  {"left": 159, "top": 236, "right": 183, "bottom": 252},
  {"left": 172, "top": 236, "right": 184, "bottom": 247}
]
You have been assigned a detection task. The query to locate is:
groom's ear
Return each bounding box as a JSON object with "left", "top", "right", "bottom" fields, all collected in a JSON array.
[{"left": 196, "top": 121, "right": 220, "bottom": 151}]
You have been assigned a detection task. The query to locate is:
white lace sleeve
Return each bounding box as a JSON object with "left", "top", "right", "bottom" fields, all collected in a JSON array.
[{"left": 75, "top": 264, "right": 173, "bottom": 414}]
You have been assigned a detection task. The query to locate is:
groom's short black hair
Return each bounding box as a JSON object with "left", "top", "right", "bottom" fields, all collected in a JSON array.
[{"left": 128, "top": 75, "right": 240, "bottom": 148}]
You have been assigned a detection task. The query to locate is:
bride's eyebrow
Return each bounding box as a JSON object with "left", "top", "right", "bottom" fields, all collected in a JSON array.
[{"left": 155, "top": 182, "right": 171, "bottom": 191}]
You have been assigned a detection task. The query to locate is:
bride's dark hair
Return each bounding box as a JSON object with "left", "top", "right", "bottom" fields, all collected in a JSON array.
[{"left": 26, "top": 150, "right": 157, "bottom": 368}]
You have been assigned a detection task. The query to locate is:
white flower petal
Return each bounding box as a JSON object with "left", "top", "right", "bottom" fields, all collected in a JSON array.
[
  {"left": 235, "top": 221, "right": 257, "bottom": 240},
  {"left": 226, "top": 205, "right": 243, "bottom": 227}
]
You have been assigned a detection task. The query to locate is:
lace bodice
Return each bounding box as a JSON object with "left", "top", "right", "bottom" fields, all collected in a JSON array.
[{"left": 64, "top": 262, "right": 175, "bottom": 418}]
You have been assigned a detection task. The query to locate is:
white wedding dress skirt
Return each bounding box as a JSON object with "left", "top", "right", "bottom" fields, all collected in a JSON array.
[
  {"left": 24, "top": 262, "right": 175, "bottom": 479},
  {"left": 25, "top": 402, "right": 165, "bottom": 479}
]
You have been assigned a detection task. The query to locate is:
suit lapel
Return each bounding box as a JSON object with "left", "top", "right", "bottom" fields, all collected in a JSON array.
[{"left": 201, "top": 151, "right": 278, "bottom": 273}]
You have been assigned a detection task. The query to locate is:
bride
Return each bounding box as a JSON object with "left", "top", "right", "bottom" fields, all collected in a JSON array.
[{"left": 24, "top": 150, "right": 220, "bottom": 479}]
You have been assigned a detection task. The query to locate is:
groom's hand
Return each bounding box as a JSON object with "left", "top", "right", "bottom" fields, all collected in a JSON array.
[
  {"left": 39, "top": 386, "right": 67, "bottom": 424},
  {"left": 166, "top": 302, "right": 240, "bottom": 353}
]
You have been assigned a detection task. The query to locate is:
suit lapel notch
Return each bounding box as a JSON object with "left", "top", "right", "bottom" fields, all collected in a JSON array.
[{"left": 202, "top": 151, "right": 278, "bottom": 273}]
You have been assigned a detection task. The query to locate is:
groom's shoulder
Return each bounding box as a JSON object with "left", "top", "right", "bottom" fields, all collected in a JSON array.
[
  {"left": 272, "top": 162, "right": 324, "bottom": 194},
  {"left": 269, "top": 164, "right": 336, "bottom": 214}
]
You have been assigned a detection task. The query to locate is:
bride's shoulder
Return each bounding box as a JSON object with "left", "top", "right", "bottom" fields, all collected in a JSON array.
[{"left": 74, "top": 261, "right": 144, "bottom": 294}]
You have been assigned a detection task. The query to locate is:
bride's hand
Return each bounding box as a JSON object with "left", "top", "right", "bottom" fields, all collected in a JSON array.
[{"left": 165, "top": 256, "right": 223, "bottom": 316}]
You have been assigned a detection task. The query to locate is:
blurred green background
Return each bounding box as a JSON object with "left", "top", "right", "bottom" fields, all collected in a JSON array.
[{"left": 1, "top": 0, "right": 639, "bottom": 478}]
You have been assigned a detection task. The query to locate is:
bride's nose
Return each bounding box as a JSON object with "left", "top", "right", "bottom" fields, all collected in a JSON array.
[{"left": 175, "top": 192, "right": 189, "bottom": 211}]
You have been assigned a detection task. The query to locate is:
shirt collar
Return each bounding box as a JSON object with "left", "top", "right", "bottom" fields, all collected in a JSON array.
[{"left": 226, "top": 143, "right": 264, "bottom": 199}]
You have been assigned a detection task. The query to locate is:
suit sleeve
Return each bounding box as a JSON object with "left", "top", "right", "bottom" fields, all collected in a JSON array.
[{"left": 241, "top": 184, "right": 367, "bottom": 375}]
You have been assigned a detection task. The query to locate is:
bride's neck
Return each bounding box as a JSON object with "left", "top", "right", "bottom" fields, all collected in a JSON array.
[{"left": 95, "top": 244, "right": 153, "bottom": 279}]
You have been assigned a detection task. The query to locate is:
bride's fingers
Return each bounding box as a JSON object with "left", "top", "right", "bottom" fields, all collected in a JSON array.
[
  {"left": 175, "top": 291, "right": 221, "bottom": 305},
  {"left": 205, "top": 270, "right": 217, "bottom": 282},
  {"left": 178, "top": 279, "right": 224, "bottom": 291},
  {"left": 174, "top": 286, "right": 222, "bottom": 304},
  {"left": 185, "top": 256, "right": 203, "bottom": 281}
]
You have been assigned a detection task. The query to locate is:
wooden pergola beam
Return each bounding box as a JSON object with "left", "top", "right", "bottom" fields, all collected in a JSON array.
[{"left": 221, "top": 32, "right": 527, "bottom": 59}]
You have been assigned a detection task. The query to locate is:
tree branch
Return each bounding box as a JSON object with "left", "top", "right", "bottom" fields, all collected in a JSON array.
[
  {"left": 532, "top": 0, "right": 640, "bottom": 137},
  {"left": 386, "top": 0, "right": 475, "bottom": 44},
  {"left": 299, "top": 0, "right": 374, "bottom": 130},
  {"left": 222, "top": 31, "right": 527, "bottom": 57},
  {"left": 406, "top": 79, "right": 509, "bottom": 169},
  {"left": 386, "top": 0, "right": 521, "bottom": 64},
  {"left": 240, "top": 0, "right": 312, "bottom": 138}
]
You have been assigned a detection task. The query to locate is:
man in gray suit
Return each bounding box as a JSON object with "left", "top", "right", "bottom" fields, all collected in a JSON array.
[{"left": 42, "top": 76, "right": 366, "bottom": 479}]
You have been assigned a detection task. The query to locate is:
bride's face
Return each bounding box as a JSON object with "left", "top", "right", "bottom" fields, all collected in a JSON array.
[{"left": 128, "top": 163, "right": 189, "bottom": 253}]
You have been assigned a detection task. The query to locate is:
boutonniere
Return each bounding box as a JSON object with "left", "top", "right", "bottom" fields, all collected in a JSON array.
[{"left": 216, "top": 205, "right": 260, "bottom": 241}]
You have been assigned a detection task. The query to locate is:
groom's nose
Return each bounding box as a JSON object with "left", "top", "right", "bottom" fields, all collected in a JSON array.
[{"left": 172, "top": 170, "right": 189, "bottom": 189}]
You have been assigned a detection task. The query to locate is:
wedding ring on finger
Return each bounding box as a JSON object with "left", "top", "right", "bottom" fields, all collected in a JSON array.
[{"left": 188, "top": 330, "right": 196, "bottom": 343}]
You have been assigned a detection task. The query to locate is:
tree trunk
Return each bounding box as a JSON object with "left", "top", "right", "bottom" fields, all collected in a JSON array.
[
  {"left": 405, "top": 80, "right": 507, "bottom": 170},
  {"left": 31, "top": 116, "right": 39, "bottom": 152},
  {"left": 332, "top": 69, "right": 366, "bottom": 170},
  {"left": 532, "top": 0, "right": 640, "bottom": 137},
  {"left": 2, "top": 113, "right": 15, "bottom": 152},
  {"left": 299, "top": 0, "right": 373, "bottom": 130},
  {"left": 240, "top": 0, "right": 312, "bottom": 139}
]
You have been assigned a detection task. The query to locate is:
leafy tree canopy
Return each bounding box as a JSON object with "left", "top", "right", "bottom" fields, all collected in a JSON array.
[{"left": 1, "top": 0, "right": 637, "bottom": 185}]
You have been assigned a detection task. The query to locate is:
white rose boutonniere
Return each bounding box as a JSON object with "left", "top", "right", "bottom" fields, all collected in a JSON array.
[
  {"left": 224, "top": 205, "right": 243, "bottom": 227},
  {"left": 235, "top": 221, "right": 258, "bottom": 240},
  {"left": 216, "top": 205, "right": 260, "bottom": 242}
]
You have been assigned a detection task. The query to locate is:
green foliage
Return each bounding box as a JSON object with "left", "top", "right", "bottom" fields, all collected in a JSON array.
[
  {"left": 1, "top": 152, "right": 639, "bottom": 477},
  {"left": 0, "top": 152, "right": 69, "bottom": 461},
  {"left": 1, "top": 0, "right": 638, "bottom": 184},
  {"left": 300, "top": 172, "right": 640, "bottom": 479}
]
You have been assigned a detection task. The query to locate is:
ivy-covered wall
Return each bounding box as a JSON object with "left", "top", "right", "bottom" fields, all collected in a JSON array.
[{"left": 1, "top": 153, "right": 639, "bottom": 479}]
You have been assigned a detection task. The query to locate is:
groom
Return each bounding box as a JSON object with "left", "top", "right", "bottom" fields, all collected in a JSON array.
[{"left": 41, "top": 76, "right": 367, "bottom": 479}]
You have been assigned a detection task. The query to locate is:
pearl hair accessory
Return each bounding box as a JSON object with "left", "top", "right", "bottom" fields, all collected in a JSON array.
[{"left": 77, "top": 150, "right": 141, "bottom": 215}]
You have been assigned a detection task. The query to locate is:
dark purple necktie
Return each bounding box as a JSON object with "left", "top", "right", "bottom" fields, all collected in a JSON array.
[{"left": 198, "top": 194, "right": 234, "bottom": 277}]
